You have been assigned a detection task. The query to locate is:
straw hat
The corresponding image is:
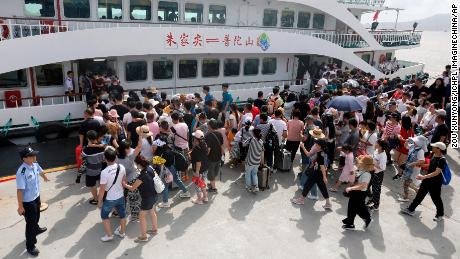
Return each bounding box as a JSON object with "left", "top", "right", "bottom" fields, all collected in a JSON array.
[
  {"left": 309, "top": 128, "right": 326, "bottom": 139},
  {"left": 148, "top": 86, "right": 158, "bottom": 94},
  {"left": 357, "top": 155, "right": 375, "bottom": 172},
  {"left": 136, "top": 125, "right": 153, "bottom": 138}
]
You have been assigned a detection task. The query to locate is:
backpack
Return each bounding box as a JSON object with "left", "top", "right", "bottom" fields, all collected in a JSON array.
[
  {"left": 172, "top": 150, "right": 189, "bottom": 171},
  {"left": 265, "top": 124, "right": 279, "bottom": 149},
  {"left": 442, "top": 160, "right": 452, "bottom": 185}
]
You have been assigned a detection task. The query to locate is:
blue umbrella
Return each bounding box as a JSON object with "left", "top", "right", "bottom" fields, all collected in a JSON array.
[{"left": 326, "top": 96, "right": 362, "bottom": 112}]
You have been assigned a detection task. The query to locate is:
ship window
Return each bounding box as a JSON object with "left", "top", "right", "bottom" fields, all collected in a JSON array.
[
  {"left": 281, "top": 10, "right": 294, "bottom": 28},
  {"left": 361, "top": 54, "right": 371, "bottom": 64},
  {"left": 25, "top": 0, "right": 55, "bottom": 17},
  {"left": 262, "top": 58, "right": 277, "bottom": 75},
  {"left": 297, "top": 12, "right": 310, "bottom": 28},
  {"left": 98, "top": 0, "right": 123, "bottom": 20},
  {"left": 185, "top": 3, "right": 203, "bottom": 23},
  {"left": 158, "top": 1, "right": 179, "bottom": 22},
  {"left": 386, "top": 52, "right": 392, "bottom": 61},
  {"left": 244, "top": 58, "right": 259, "bottom": 76},
  {"left": 208, "top": 5, "right": 226, "bottom": 24},
  {"left": 130, "top": 0, "right": 151, "bottom": 20},
  {"left": 153, "top": 60, "right": 174, "bottom": 79},
  {"left": 36, "top": 64, "right": 64, "bottom": 87},
  {"left": 179, "top": 60, "right": 198, "bottom": 79},
  {"left": 202, "top": 59, "right": 220, "bottom": 78},
  {"left": 125, "top": 61, "right": 147, "bottom": 81},
  {"left": 263, "top": 9, "right": 277, "bottom": 27},
  {"left": 312, "top": 13, "right": 325, "bottom": 29},
  {"left": 0, "top": 70, "right": 27, "bottom": 89},
  {"left": 224, "top": 59, "right": 240, "bottom": 77},
  {"left": 63, "top": 0, "right": 90, "bottom": 18}
]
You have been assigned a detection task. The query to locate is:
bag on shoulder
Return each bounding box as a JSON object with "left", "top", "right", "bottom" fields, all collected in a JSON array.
[
  {"left": 442, "top": 161, "right": 452, "bottom": 185},
  {"left": 266, "top": 124, "right": 280, "bottom": 149},
  {"left": 172, "top": 150, "right": 189, "bottom": 171},
  {"left": 162, "top": 166, "right": 173, "bottom": 184},
  {"left": 152, "top": 167, "right": 165, "bottom": 193}
]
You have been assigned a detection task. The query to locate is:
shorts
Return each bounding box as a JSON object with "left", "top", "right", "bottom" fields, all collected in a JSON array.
[
  {"left": 85, "top": 174, "right": 100, "bottom": 187},
  {"left": 140, "top": 195, "right": 157, "bottom": 211},
  {"left": 207, "top": 161, "right": 221, "bottom": 181},
  {"left": 101, "top": 197, "right": 126, "bottom": 219}
]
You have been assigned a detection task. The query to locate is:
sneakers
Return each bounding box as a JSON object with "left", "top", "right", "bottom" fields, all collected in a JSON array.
[
  {"left": 364, "top": 218, "right": 373, "bottom": 229},
  {"left": 366, "top": 200, "right": 374, "bottom": 206},
  {"left": 114, "top": 227, "right": 125, "bottom": 238},
  {"left": 328, "top": 187, "right": 338, "bottom": 192},
  {"left": 433, "top": 216, "right": 444, "bottom": 222},
  {"left": 392, "top": 174, "right": 402, "bottom": 180},
  {"left": 157, "top": 202, "right": 170, "bottom": 208},
  {"left": 179, "top": 191, "right": 191, "bottom": 198},
  {"left": 100, "top": 235, "right": 113, "bottom": 242},
  {"left": 342, "top": 224, "right": 356, "bottom": 230},
  {"left": 307, "top": 194, "right": 319, "bottom": 200},
  {"left": 397, "top": 197, "right": 410, "bottom": 202},
  {"left": 246, "top": 186, "right": 253, "bottom": 192},
  {"left": 27, "top": 247, "right": 40, "bottom": 256},
  {"left": 401, "top": 207, "right": 415, "bottom": 216},
  {"left": 252, "top": 186, "right": 259, "bottom": 193}
]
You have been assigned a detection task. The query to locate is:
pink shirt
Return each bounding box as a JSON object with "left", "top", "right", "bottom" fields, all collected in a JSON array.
[
  {"left": 287, "top": 119, "right": 304, "bottom": 141},
  {"left": 172, "top": 122, "right": 189, "bottom": 150},
  {"left": 147, "top": 121, "right": 160, "bottom": 140},
  {"left": 342, "top": 152, "right": 354, "bottom": 175}
]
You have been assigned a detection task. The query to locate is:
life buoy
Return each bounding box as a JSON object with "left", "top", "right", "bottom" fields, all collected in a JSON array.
[
  {"left": 0, "top": 19, "right": 10, "bottom": 40},
  {"left": 379, "top": 54, "right": 386, "bottom": 64}
]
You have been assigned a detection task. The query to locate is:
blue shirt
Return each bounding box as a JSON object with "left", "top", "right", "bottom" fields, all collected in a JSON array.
[
  {"left": 204, "top": 93, "right": 214, "bottom": 103},
  {"left": 16, "top": 162, "right": 43, "bottom": 202},
  {"left": 222, "top": 91, "right": 233, "bottom": 111}
]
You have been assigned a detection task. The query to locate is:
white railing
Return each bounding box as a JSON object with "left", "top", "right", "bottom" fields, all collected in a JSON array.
[
  {"left": 370, "top": 30, "right": 422, "bottom": 47},
  {"left": 0, "top": 94, "right": 85, "bottom": 110},
  {"left": 0, "top": 19, "right": 370, "bottom": 48},
  {"left": 337, "top": 0, "right": 385, "bottom": 7}
]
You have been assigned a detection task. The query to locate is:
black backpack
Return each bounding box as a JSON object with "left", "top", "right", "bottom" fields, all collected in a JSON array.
[
  {"left": 172, "top": 150, "right": 189, "bottom": 171},
  {"left": 265, "top": 124, "right": 279, "bottom": 149}
]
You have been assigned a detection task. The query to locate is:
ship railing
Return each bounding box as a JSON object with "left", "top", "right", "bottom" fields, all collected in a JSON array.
[
  {"left": 0, "top": 17, "right": 370, "bottom": 49},
  {"left": 0, "top": 93, "right": 86, "bottom": 110},
  {"left": 370, "top": 30, "right": 422, "bottom": 47},
  {"left": 337, "top": 0, "right": 385, "bottom": 7}
]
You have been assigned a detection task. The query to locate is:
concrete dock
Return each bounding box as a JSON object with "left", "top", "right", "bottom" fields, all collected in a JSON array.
[{"left": 0, "top": 149, "right": 459, "bottom": 259}]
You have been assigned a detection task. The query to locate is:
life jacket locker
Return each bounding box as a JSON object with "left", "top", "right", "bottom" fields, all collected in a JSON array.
[{"left": 4, "top": 90, "right": 22, "bottom": 108}]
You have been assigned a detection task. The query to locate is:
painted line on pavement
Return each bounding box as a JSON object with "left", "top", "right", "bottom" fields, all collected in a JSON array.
[{"left": 0, "top": 164, "right": 77, "bottom": 183}]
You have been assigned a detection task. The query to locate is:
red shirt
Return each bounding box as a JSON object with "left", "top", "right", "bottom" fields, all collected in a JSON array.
[
  {"left": 251, "top": 106, "right": 260, "bottom": 119},
  {"left": 396, "top": 127, "right": 414, "bottom": 155},
  {"left": 392, "top": 90, "right": 403, "bottom": 100}
]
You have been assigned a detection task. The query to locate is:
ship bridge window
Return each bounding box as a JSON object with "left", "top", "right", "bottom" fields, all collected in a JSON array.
[
  {"left": 263, "top": 9, "right": 278, "bottom": 27},
  {"left": 130, "top": 0, "right": 152, "bottom": 20},
  {"left": 36, "top": 64, "right": 64, "bottom": 87},
  {"left": 125, "top": 61, "right": 147, "bottom": 81},
  {"left": 224, "top": 59, "right": 240, "bottom": 77},
  {"left": 179, "top": 60, "right": 198, "bottom": 79},
  {"left": 25, "top": 0, "right": 55, "bottom": 17},
  {"left": 202, "top": 59, "right": 220, "bottom": 78},
  {"left": 98, "top": 0, "right": 123, "bottom": 20},
  {"left": 312, "top": 13, "right": 325, "bottom": 29},
  {"left": 244, "top": 58, "right": 259, "bottom": 76},
  {"left": 281, "top": 10, "right": 294, "bottom": 28},
  {"left": 208, "top": 5, "right": 226, "bottom": 24},
  {"left": 64, "top": 0, "right": 90, "bottom": 18},
  {"left": 297, "top": 12, "right": 311, "bottom": 28},
  {"left": 185, "top": 3, "right": 203, "bottom": 23},
  {"left": 153, "top": 60, "right": 174, "bottom": 79},
  {"left": 158, "top": 1, "right": 179, "bottom": 22},
  {"left": 262, "top": 57, "right": 277, "bottom": 75},
  {"left": 0, "top": 70, "right": 27, "bottom": 89}
]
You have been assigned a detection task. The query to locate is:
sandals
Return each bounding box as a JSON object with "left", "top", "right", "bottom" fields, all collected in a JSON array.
[
  {"left": 323, "top": 204, "right": 332, "bottom": 210},
  {"left": 192, "top": 199, "right": 204, "bottom": 205},
  {"left": 134, "top": 236, "right": 149, "bottom": 242},
  {"left": 329, "top": 187, "right": 338, "bottom": 192},
  {"left": 290, "top": 197, "right": 305, "bottom": 205},
  {"left": 147, "top": 229, "right": 158, "bottom": 235}
]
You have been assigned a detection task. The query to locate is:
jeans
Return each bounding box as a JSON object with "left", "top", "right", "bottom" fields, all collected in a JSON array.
[
  {"left": 299, "top": 167, "right": 317, "bottom": 197},
  {"left": 101, "top": 197, "right": 126, "bottom": 219},
  {"left": 162, "top": 166, "right": 188, "bottom": 203},
  {"left": 23, "top": 196, "right": 41, "bottom": 250},
  {"left": 245, "top": 164, "right": 259, "bottom": 187},
  {"left": 302, "top": 170, "right": 327, "bottom": 198}
]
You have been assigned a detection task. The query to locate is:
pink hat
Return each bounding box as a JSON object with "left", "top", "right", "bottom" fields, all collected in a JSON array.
[
  {"left": 108, "top": 109, "right": 119, "bottom": 118},
  {"left": 192, "top": 130, "right": 205, "bottom": 139}
]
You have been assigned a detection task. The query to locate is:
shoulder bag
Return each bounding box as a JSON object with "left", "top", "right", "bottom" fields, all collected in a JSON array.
[{"left": 103, "top": 165, "right": 120, "bottom": 201}]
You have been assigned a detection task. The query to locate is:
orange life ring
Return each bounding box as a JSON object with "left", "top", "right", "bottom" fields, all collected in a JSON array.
[
  {"left": 379, "top": 54, "right": 386, "bottom": 64},
  {"left": 0, "top": 19, "right": 10, "bottom": 40}
]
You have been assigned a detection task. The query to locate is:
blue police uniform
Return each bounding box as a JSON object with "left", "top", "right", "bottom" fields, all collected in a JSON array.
[{"left": 16, "top": 161, "right": 44, "bottom": 252}]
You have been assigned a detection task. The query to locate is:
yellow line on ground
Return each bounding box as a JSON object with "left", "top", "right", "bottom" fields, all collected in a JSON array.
[{"left": 0, "top": 164, "right": 77, "bottom": 182}]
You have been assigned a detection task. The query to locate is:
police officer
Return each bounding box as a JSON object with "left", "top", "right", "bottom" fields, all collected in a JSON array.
[{"left": 16, "top": 146, "right": 49, "bottom": 256}]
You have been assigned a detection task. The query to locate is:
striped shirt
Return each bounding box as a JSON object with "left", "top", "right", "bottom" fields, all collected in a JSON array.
[
  {"left": 256, "top": 123, "right": 271, "bottom": 142},
  {"left": 383, "top": 121, "right": 401, "bottom": 139},
  {"left": 245, "top": 137, "right": 264, "bottom": 166}
]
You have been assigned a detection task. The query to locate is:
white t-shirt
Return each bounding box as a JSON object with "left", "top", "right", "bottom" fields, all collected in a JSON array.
[
  {"left": 140, "top": 138, "right": 154, "bottom": 162},
  {"left": 241, "top": 112, "right": 253, "bottom": 125},
  {"left": 373, "top": 151, "right": 387, "bottom": 173},
  {"left": 268, "top": 119, "right": 287, "bottom": 145},
  {"left": 411, "top": 149, "right": 425, "bottom": 174},
  {"left": 100, "top": 164, "right": 126, "bottom": 201},
  {"left": 65, "top": 77, "right": 73, "bottom": 91},
  {"left": 396, "top": 99, "right": 408, "bottom": 113},
  {"left": 123, "top": 112, "right": 133, "bottom": 126},
  {"left": 363, "top": 131, "right": 378, "bottom": 155}
]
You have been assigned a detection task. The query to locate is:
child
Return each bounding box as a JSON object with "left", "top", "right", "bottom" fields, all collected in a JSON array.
[
  {"left": 368, "top": 140, "right": 387, "bottom": 210},
  {"left": 330, "top": 145, "right": 355, "bottom": 192}
]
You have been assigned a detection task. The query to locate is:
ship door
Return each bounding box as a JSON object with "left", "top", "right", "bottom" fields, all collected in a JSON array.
[{"left": 295, "top": 55, "right": 310, "bottom": 85}]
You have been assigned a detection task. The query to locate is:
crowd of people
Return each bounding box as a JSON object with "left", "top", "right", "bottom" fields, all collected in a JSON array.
[{"left": 16, "top": 63, "right": 453, "bottom": 256}]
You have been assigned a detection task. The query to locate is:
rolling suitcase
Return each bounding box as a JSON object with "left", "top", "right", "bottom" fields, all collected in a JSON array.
[
  {"left": 257, "top": 166, "right": 270, "bottom": 190},
  {"left": 276, "top": 148, "right": 292, "bottom": 172}
]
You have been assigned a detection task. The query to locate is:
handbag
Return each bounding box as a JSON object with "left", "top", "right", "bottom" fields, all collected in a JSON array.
[
  {"left": 152, "top": 166, "right": 165, "bottom": 193},
  {"left": 103, "top": 165, "right": 120, "bottom": 202},
  {"left": 162, "top": 166, "right": 173, "bottom": 183}
]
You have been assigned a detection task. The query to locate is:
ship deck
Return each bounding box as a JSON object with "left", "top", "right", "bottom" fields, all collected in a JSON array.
[{"left": 0, "top": 149, "right": 459, "bottom": 258}]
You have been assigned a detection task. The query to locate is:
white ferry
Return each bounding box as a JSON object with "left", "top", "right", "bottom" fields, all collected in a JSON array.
[{"left": 0, "top": 0, "right": 424, "bottom": 141}]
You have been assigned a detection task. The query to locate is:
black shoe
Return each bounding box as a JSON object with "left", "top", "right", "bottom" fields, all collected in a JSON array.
[
  {"left": 89, "top": 199, "right": 98, "bottom": 205},
  {"left": 342, "top": 224, "right": 356, "bottom": 230},
  {"left": 27, "top": 247, "right": 40, "bottom": 256},
  {"left": 364, "top": 218, "right": 373, "bottom": 229},
  {"left": 386, "top": 161, "right": 393, "bottom": 166},
  {"left": 75, "top": 175, "right": 81, "bottom": 184},
  {"left": 37, "top": 227, "right": 47, "bottom": 235},
  {"left": 207, "top": 188, "right": 218, "bottom": 193},
  {"left": 392, "top": 174, "right": 402, "bottom": 181}
]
